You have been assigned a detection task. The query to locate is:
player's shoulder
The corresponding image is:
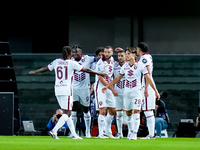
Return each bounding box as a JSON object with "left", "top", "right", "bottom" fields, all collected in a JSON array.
[
  {"left": 140, "top": 54, "right": 151, "bottom": 64},
  {"left": 123, "top": 62, "right": 130, "bottom": 68},
  {"left": 137, "top": 61, "right": 146, "bottom": 69},
  {"left": 137, "top": 61, "right": 144, "bottom": 66},
  {"left": 114, "top": 61, "right": 119, "bottom": 67},
  {"left": 52, "top": 58, "right": 63, "bottom": 63},
  {"left": 97, "top": 57, "right": 103, "bottom": 64}
]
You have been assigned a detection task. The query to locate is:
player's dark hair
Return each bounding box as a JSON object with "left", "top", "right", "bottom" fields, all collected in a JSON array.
[
  {"left": 71, "top": 45, "right": 82, "bottom": 50},
  {"left": 117, "top": 49, "right": 126, "bottom": 53},
  {"left": 62, "top": 46, "right": 71, "bottom": 60},
  {"left": 137, "top": 42, "right": 149, "bottom": 52},
  {"left": 104, "top": 46, "right": 113, "bottom": 50},
  {"left": 95, "top": 47, "right": 104, "bottom": 56},
  {"left": 125, "top": 47, "right": 136, "bottom": 54}
]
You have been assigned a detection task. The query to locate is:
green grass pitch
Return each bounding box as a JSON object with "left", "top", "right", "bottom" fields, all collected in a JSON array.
[{"left": 0, "top": 136, "right": 200, "bottom": 150}]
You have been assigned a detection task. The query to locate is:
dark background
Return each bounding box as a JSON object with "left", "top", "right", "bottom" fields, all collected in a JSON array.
[{"left": 1, "top": 1, "right": 200, "bottom": 53}]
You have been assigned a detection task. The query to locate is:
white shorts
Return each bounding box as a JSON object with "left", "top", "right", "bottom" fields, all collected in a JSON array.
[
  {"left": 115, "top": 95, "right": 125, "bottom": 110},
  {"left": 73, "top": 88, "right": 90, "bottom": 107},
  {"left": 94, "top": 81, "right": 115, "bottom": 109},
  {"left": 124, "top": 90, "right": 142, "bottom": 111},
  {"left": 56, "top": 95, "right": 73, "bottom": 110},
  {"left": 142, "top": 87, "right": 156, "bottom": 110}
]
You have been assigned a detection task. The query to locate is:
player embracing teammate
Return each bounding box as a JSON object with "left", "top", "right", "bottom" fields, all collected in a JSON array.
[{"left": 102, "top": 43, "right": 160, "bottom": 140}]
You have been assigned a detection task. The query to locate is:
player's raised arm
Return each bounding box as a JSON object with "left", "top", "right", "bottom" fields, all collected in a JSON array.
[
  {"left": 29, "top": 66, "right": 49, "bottom": 74},
  {"left": 102, "top": 73, "right": 123, "bottom": 94},
  {"left": 81, "top": 67, "right": 108, "bottom": 78},
  {"left": 144, "top": 74, "right": 160, "bottom": 100}
]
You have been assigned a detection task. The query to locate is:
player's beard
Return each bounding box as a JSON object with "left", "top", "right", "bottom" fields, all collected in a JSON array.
[{"left": 105, "top": 55, "right": 111, "bottom": 60}]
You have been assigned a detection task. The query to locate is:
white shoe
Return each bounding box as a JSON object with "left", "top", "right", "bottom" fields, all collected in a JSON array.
[
  {"left": 103, "top": 132, "right": 116, "bottom": 139},
  {"left": 72, "top": 135, "right": 83, "bottom": 140},
  {"left": 115, "top": 133, "right": 123, "bottom": 139},
  {"left": 48, "top": 131, "right": 59, "bottom": 139},
  {"left": 127, "top": 132, "right": 131, "bottom": 139},
  {"left": 86, "top": 131, "right": 91, "bottom": 138},
  {"left": 129, "top": 132, "right": 137, "bottom": 140},
  {"left": 97, "top": 135, "right": 109, "bottom": 139},
  {"left": 141, "top": 135, "right": 155, "bottom": 140}
]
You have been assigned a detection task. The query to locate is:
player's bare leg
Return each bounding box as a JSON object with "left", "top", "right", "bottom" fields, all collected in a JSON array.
[
  {"left": 83, "top": 106, "right": 91, "bottom": 138},
  {"left": 116, "top": 109, "right": 123, "bottom": 139},
  {"left": 97, "top": 107, "right": 108, "bottom": 138},
  {"left": 104, "top": 107, "right": 116, "bottom": 138}
]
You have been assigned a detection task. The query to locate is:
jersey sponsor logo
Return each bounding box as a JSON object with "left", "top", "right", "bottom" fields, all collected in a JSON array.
[
  {"left": 108, "top": 66, "right": 112, "bottom": 72},
  {"left": 127, "top": 70, "right": 134, "bottom": 76},
  {"left": 142, "top": 58, "right": 147, "bottom": 64},
  {"left": 114, "top": 67, "right": 121, "bottom": 70}
]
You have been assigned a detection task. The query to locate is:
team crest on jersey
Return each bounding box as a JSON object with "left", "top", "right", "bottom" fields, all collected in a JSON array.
[
  {"left": 142, "top": 58, "right": 147, "bottom": 64},
  {"left": 134, "top": 65, "right": 138, "bottom": 70},
  {"left": 108, "top": 66, "right": 112, "bottom": 72}
]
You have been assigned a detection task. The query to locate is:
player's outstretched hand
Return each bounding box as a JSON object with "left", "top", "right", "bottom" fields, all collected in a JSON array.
[
  {"left": 102, "top": 87, "right": 108, "bottom": 93},
  {"left": 115, "top": 47, "right": 123, "bottom": 52},
  {"left": 155, "top": 91, "right": 160, "bottom": 100},
  {"left": 29, "top": 71, "right": 37, "bottom": 74}
]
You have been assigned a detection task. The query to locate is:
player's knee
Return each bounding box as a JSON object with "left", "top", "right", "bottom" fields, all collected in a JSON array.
[
  {"left": 99, "top": 107, "right": 107, "bottom": 115},
  {"left": 126, "top": 110, "right": 133, "bottom": 116}
]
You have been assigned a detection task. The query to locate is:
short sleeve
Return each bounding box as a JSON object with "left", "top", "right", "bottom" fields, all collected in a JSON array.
[
  {"left": 96, "top": 59, "right": 104, "bottom": 72},
  {"left": 47, "top": 60, "right": 55, "bottom": 71},
  {"left": 141, "top": 56, "right": 150, "bottom": 67},
  {"left": 72, "top": 61, "right": 84, "bottom": 71},
  {"left": 88, "top": 55, "right": 95, "bottom": 63},
  {"left": 141, "top": 64, "right": 148, "bottom": 75},
  {"left": 119, "top": 65, "right": 125, "bottom": 76}
]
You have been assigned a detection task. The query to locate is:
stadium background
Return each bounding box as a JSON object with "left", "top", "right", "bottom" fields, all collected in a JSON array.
[{"left": 1, "top": 0, "right": 200, "bottom": 135}]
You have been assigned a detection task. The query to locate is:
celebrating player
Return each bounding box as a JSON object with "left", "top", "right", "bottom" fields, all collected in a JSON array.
[
  {"left": 137, "top": 42, "right": 157, "bottom": 139},
  {"left": 29, "top": 46, "right": 107, "bottom": 140},
  {"left": 95, "top": 46, "right": 118, "bottom": 138},
  {"left": 113, "top": 48, "right": 126, "bottom": 138},
  {"left": 102, "top": 48, "right": 160, "bottom": 140},
  {"left": 71, "top": 45, "right": 96, "bottom": 138}
]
